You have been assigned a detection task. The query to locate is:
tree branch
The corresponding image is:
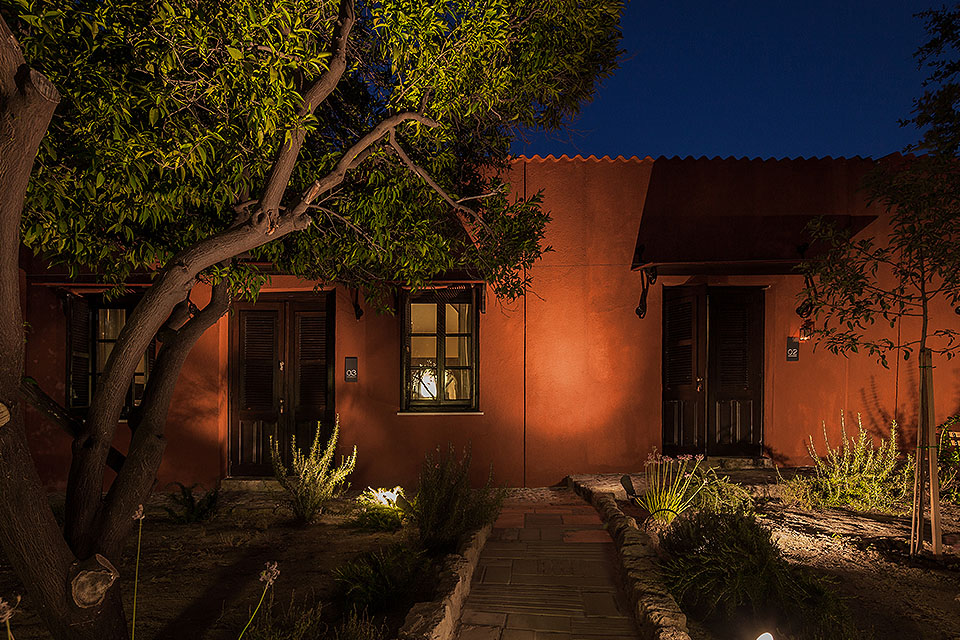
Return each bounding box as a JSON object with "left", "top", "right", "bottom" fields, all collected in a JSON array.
[
  {"left": 18, "top": 379, "right": 125, "bottom": 474},
  {"left": 259, "top": 0, "right": 356, "bottom": 213},
  {"left": 288, "top": 111, "right": 440, "bottom": 217},
  {"left": 387, "top": 131, "right": 486, "bottom": 248},
  {"left": 95, "top": 278, "right": 232, "bottom": 559}
]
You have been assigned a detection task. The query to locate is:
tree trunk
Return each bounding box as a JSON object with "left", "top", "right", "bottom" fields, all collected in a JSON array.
[
  {"left": 0, "top": 13, "right": 132, "bottom": 640},
  {"left": 95, "top": 281, "right": 231, "bottom": 558}
]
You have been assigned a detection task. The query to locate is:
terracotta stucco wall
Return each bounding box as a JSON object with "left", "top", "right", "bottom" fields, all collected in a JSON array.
[
  {"left": 21, "top": 156, "right": 960, "bottom": 490},
  {"left": 522, "top": 156, "right": 659, "bottom": 486}
]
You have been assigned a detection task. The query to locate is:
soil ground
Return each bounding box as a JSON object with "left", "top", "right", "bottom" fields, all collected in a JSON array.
[
  {"left": 605, "top": 471, "right": 960, "bottom": 640},
  {"left": 0, "top": 489, "right": 414, "bottom": 639}
]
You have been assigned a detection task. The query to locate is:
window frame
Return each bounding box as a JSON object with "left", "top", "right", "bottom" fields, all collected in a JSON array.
[
  {"left": 66, "top": 293, "right": 155, "bottom": 419},
  {"left": 401, "top": 287, "right": 481, "bottom": 412}
]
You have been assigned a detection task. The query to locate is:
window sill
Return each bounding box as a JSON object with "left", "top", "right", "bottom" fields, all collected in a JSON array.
[{"left": 396, "top": 411, "right": 484, "bottom": 416}]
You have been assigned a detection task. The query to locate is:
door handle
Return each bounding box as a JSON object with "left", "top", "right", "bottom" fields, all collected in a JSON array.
[
  {"left": 696, "top": 377, "right": 703, "bottom": 393},
  {"left": 279, "top": 398, "right": 285, "bottom": 415}
]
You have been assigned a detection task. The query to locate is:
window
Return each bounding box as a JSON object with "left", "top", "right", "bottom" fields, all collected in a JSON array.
[
  {"left": 402, "top": 287, "right": 480, "bottom": 411},
  {"left": 67, "top": 294, "right": 155, "bottom": 417}
]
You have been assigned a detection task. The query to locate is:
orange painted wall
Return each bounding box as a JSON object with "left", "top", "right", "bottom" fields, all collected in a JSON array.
[
  {"left": 522, "top": 156, "right": 660, "bottom": 486},
  {"left": 21, "top": 156, "right": 960, "bottom": 491}
]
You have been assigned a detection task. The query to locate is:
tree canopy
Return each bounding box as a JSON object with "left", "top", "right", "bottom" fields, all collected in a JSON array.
[
  {"left": 799, "top": 5, "right": 960, "bottom": 366},
  {"left": 0, "top": 3, "right": 624, "bottom": 637},
  {"left": 10, "top": 0, "right": 623, "bottom": 302}
]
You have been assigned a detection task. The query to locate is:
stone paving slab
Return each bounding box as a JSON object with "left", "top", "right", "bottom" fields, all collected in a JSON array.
[{"left": 455, "top": 488, "right": 640, "bottom": 640}]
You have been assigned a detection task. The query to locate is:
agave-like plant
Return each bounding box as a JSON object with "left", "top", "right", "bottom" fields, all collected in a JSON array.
[{"left": 634, "top": 450, "right": 707, "bottom": 525}]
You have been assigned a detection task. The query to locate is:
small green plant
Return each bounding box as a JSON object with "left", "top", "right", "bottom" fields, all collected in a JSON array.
[
  {"left": 333, "top": 544, "right": 427, "bottom": 613},
  {"left": 163, "top": 482, "right": 220, "bottom": 523},
  {"left": 659, "top": 510, "right": 856, "bottom": 640},
  {"left": 329, "top": 609, "right": 388, "bottom": 640},
  {"left": 781, "top": 414, "right": 912, "bottom": 513},
  {"left": 270, "top": 417, "right": 357, "bottom": 524},
  {"left": 247, "top": 593, "right": 324, "bottom": 640},
  {"left": 938, "top": 415, "right": 960, "bottom": 505},
  {"left": 239, "top": 562, "right": 280, "bottom": 640},
  {"left": 692, "top": 466, "right": 755, "bottom": 515},
  {"left": 636, "top": 451, "right": 707, "bottom": 524},
  {"left": 397, "top": 444, "right": 504, "bottom": 554},
  {"left": 349, "top": 487, "right": 406, "bottom": 532}
]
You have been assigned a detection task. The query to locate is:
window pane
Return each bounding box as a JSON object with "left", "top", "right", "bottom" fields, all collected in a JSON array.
[
  {"left": 445, "top": 336, "right": 471, "bottom": 367},
  {"left": 444, "top": 369, "right": 472, "bottom": 401},
  {"left": 411, "top": 303, "right": 437, "bottom": 333},
  {"left": 97, "top": 308, "right": 126, "bottom": 340},
  {"left": 411, "top": 336, "right": 437, "bottom": 365},
  {"left": 96, "top": 342, "right": 114, "bottom": 375},
  {"left": 409, "top": 367, "right": 439, "bottom": 400},
  {"left": 445, "top": 303, "right": 472, "bottom": 334}
]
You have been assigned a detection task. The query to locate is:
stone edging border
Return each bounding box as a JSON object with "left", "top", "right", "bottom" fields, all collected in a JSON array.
[
  {"left": 567, "top": 477, "right": 692, "bottom": 640},
  {"left": 397, "top": 523, "right": 493, "bottom": 640}
]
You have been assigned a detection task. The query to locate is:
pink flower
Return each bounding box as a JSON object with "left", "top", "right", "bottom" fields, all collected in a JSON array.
[
  {"left": 260, "top": 561, "right": 279, "bottom": 587},
  {"left": 133, "top": 504, "right": 144, "bottom": 521}
]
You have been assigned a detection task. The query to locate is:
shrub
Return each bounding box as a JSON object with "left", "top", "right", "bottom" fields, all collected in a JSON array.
[
  {"left": 781, "top": 414, "right": 912, "bottom": 513},
  {"left": 622, "top": 461, "right": 755, "bottom": 523},
  {"left": 333, "top": 544, "right": 427, "bottom": 613},
  {"left": 270, "top": 417, "right": 357, "bottom": 524},
  {"left": 692, "top": 466, "right": 755, "bottom": 515},
  {"left": 349, "top": 487, "right": 406, "bottom": 532},
  {"left": 163, "top": 482, "right": 220, "bottom": 523},
  {"left": 659, "top": 510, "right": 857, "bottom": 640},
  {"left": 938, "top": 416, "right": 960, "bottom": 505},
  {"left": 398, "top": 444, "right": 505, "bottom": 554}
]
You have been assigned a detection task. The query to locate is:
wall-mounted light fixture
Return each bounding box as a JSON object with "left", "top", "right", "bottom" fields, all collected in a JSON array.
[
  {"left": 635, "top": 266, "right": 657, "bottom": 319},
  {"left": 799, "top": 319, "right": 814, "bottom": 342},
  {"left": 352, "top": 288, "right": 364, "bottom": 320}
]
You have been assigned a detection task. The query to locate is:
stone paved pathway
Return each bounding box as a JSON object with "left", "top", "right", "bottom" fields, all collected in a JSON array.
[{"left": 455, "top": 488, "right": 639, "bottom": 640}]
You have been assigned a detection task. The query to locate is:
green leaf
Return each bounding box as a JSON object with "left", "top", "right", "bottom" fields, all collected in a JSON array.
[{"left": 226, "top": 46, "right": 243, "bottom": 60}]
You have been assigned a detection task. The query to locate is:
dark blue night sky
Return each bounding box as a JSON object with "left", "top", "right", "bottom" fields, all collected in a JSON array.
[{"left": 514, "top": 1, "right": 934, "bottom": 160}]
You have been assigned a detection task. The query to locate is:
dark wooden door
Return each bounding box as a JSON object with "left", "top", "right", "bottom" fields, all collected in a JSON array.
[
  {"left": 662, "top": 285, "right": 707, "bottom": 454},
  {"left": 705, "top": 288, "right": 764, "bottom": 456},
  {"left": 230, "top": 294, "right": 334, "bottom": 476},
  {"left": 662, "top": 286, "right": 763, "bottom": 457}
]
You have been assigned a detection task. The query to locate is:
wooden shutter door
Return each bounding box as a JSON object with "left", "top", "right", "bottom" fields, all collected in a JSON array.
[
  {"left": 67, "top": 295, "right": 91, "bottom": 409},
  {"left": 289, "top": 298, "right": 334, "bottom": 455},
  {"left": 231, "top": 304, "right": 282, "bottom": 476},
  {"left": 706, "top": 288, "right": 764, "bottom": 456},
  {"left": 662, "top": 286, "right": 707, "bottom": 454}
]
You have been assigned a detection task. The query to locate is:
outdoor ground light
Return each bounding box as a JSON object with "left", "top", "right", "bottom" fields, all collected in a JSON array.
[{"left": 756, "top": 633, "right": 773, "bottom": 640}]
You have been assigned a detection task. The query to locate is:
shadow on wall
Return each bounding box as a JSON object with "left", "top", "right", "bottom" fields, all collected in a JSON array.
[
  {"left": 856, "top": 373, "right": 917, "bottom": 450},
  {"left": 761, "top": 444, "right": 791, "bottom": 468}
]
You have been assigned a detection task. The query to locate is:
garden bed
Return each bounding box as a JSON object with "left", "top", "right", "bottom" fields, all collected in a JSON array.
[
  {"left": 575, "top": 472, "right": 960, "bottom": 640},
  {"left": 0, "top": 489, "right": 435, "bottom": 639}
]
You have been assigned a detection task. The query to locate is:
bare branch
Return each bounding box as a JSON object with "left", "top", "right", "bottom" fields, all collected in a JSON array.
[
  {"left": 387, "top": 132, "right": 486, "bottom": 248},
  {"left": 312, "top": 205, "right": 387, "bottom": 253},
  {"left": 288, "top": 111, "right": 440, "bottom": 218}
]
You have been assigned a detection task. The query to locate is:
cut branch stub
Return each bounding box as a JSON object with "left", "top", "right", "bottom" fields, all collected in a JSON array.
[
  {"left": 69, "top": 554, "right": 119, "bottom": 609},
  {"left": 0, "top": 402, "right": 9, "bottom": 427}
]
